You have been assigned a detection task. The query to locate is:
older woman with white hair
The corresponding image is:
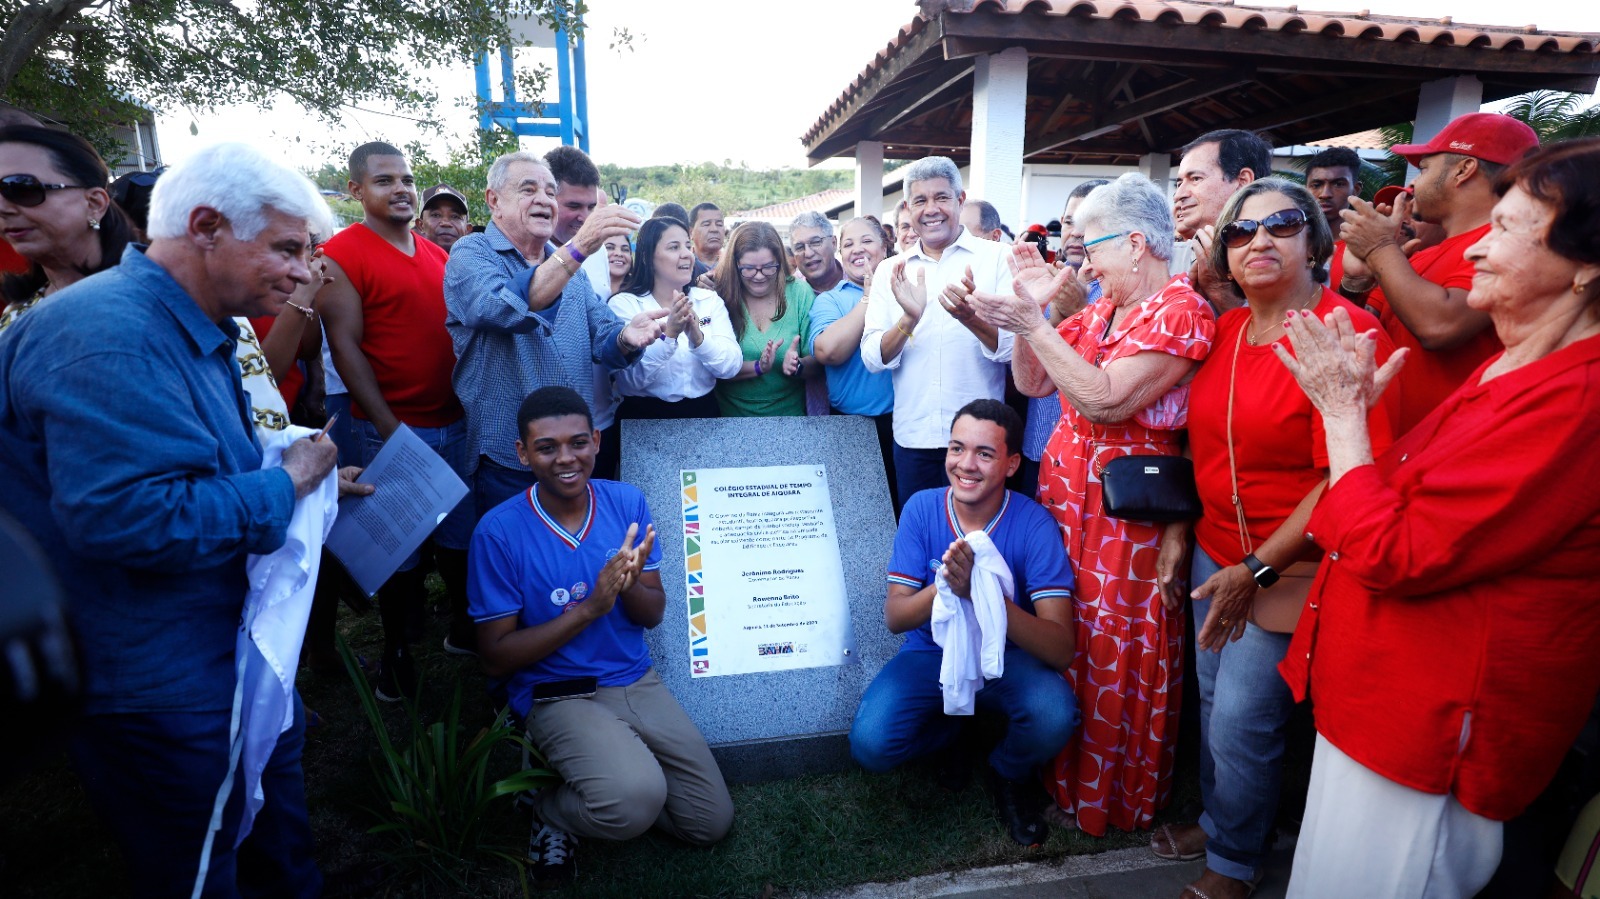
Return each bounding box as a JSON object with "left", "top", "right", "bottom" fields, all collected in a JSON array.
[{"left": 968, "top": 172, "right": 1216, "bottom": 837}]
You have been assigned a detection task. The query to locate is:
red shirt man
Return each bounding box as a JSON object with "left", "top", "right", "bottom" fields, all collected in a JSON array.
[{"left": 1338, "top": 113, "right": 1539, "bottom": 434}]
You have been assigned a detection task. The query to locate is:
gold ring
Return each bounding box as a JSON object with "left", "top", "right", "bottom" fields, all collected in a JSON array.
[{"left": 1219, "top": 619, "right": 1230, "bottom": 626}]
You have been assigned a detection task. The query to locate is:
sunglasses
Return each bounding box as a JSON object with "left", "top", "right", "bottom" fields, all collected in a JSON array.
[
  {"left": 1219, "top": 208, "right": 1309, "bottom": 248},
  {"left": 1, "top": 174, "right": 88, "bottom": 208}
]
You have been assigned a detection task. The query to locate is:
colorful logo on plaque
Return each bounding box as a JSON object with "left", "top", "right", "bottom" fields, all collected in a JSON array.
[{"left": 682, "top": 470, "right": 710, "bottom": 676}]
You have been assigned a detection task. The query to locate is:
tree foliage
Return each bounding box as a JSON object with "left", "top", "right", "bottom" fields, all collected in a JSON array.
[
  {"left": 0, "top": 0, "right": 573, "bottom": 163},
  {"left": 596, "top": 162, "right": 853, "bottom": 214}
]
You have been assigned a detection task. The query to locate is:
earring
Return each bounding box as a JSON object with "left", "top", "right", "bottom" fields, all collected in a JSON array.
[
  {"left": 89, "top": 218, "right": 101, "bottom": 231},
  {"left": 1577, "top": 281, "right": 1589, "bottom": 295},
  {"left": 1132, "top": 262, "right": 1140, "bottom": 273}
]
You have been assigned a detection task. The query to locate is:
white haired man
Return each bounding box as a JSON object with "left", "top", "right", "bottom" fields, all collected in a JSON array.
[
  {"left": 0, "top": 142, "right": 339, "bottom": 895},
  {"left": 790, "top": 210, "right": 844, "bottom": 294},
  {"left": 860, "top": 156, "right": 1017, "bottom": 508}
]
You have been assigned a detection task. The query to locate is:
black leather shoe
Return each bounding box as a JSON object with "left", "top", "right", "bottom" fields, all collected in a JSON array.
[{"left": 990, "top": 769, "right": 1048, "bottom": 847}]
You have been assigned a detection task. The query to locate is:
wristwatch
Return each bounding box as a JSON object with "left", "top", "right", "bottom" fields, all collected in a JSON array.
[{"left": 1242, "top": 553, "right": 1280, "bottom": 588}]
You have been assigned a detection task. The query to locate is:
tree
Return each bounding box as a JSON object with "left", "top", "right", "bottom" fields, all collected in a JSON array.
[
  {"left": 1500, "top": 90, "right": 1600, "bottom": 142},
  {"left": 0, "top": 0, "right": 573, "bottom": 162}
]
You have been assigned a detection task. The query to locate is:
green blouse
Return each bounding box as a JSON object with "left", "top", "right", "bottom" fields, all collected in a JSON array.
[{"left": 715, "top": 278, "right": 815, "bottom": 417}]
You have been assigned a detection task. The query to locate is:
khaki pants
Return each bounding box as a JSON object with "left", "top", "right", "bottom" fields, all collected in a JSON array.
[{"left": 526, "top": 668, "right": 733, "bottom": 845}]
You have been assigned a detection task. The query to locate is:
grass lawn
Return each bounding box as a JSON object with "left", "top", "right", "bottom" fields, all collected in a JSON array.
[{"left": 0, "top": 576, "right": 1202, "bottom": 898}]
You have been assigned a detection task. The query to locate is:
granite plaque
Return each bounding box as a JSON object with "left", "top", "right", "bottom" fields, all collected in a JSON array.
[{"left": 621, "top": 415, "right": 900, "bottom": 782}]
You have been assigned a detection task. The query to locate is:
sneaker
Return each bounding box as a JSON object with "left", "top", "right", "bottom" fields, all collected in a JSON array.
[
  {"left": 527, "top": 820, "right": 577, "bottom": 887},
  {"left": 373, "top": 649, "right": 417, "bottom": 703},
  {"left": 990, "top": 770, "right": 1048, "bottom": 848}
]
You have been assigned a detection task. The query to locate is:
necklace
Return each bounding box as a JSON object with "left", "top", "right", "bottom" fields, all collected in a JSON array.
[{"left": 1246, "top": 283, "right": 1320, "bottom": 346}]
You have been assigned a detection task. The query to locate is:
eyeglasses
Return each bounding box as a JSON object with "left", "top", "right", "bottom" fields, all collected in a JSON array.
[
  {"left": 737, "top": 262, "right": 781, "bottom": 279},
  {"left": 1081, "top": 231, "right": 1127, "bottom": 261},
  {"left": 1, "top": 174, "right": 88, "bottom": 208},
  {"left": 1219, "top": 208, "right": 1309, "bottom": 249},
  {"left": 790, "top": 236, "right": 830, "bottom": 255}
]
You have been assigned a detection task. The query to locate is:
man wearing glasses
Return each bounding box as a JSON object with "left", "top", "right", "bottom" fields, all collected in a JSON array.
[
  {"left": 789, "top": 211, "right": 845, "bottom": 295},
  {"left": 859, "top": 155, "right": 1018, "bottom": 509}
]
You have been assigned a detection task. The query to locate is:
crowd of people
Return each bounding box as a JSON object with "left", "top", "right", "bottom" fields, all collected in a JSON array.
[{"left": 2, "top": 101, "right": 1599, "bottom": 899}]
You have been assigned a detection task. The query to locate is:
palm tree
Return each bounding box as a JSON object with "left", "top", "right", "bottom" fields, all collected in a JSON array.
[{"left": 1499, "top": 91, "right": 1600, "bottom": 142}]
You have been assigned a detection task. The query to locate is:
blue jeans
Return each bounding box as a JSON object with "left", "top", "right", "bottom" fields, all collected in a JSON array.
[
  {"left": 850, "top": 646, "right": 1078, "bottom": 781},
  {"left": 892, "top": 443, "right": 948, "bottom": 514},
  {"left": 68, "top": 696, "right": 320, "bottom": 898},
  {"left": 1192, "top": 547, "right": 1295, "bottom": 882},
  {"left": 322, "top": 393, "right": 360, "bottom": 469},
  {"left": 357, "top": 418, "right": 474, "bottom": 568},
  {"left": 473, "top": 456, "right": 537, "bottom": 523}
]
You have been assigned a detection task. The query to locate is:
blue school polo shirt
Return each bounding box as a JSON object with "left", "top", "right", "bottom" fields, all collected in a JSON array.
[
  {"left": 886, "top": 487, "right": 1075, "bottom": 654},
  {"left": 468, "top": 478, "right": 663, "bottom": 718}
]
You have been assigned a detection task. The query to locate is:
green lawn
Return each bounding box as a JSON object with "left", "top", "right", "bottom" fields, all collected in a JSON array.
[{"left": 0, "top": 578, "right": 1197, "bottom": 898}]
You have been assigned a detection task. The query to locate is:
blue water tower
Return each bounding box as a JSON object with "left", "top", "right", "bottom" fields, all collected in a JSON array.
[{"left": 474, "top": 8, "right": 589, "bottom": 150}]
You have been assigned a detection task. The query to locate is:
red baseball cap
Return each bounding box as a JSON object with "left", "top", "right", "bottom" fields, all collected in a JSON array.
[
  {"left": 1390, "top": 113, "right": 1538, "bottom": 166},
  {"left": 1372, "top": 185, "right": 1412, "bottom": 207},
  {"left": 1025, "top": 223, "right": 1048, "bottom": 235}
]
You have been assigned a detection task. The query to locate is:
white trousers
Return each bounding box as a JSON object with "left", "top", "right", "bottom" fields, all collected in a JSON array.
[{"left": 1287, "top": 734, "right": 1503, "bottom": 899}]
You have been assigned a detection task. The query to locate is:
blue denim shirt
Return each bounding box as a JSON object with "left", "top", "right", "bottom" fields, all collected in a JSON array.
[
  {"left": 0, "top": 247, "right": 295, "bottom": 714},
  {"left": 444, "top": 223, "right": 635, "bottom": 474}
]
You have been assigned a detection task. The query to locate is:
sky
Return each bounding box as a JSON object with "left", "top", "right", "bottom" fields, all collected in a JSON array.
[{"left": 153, "top": 0, "right": 1598, "bottom": 173}]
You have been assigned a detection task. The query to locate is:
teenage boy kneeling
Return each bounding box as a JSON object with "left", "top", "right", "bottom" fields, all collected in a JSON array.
[
  {"left": 469, "top": 387, "right": 733, "bottom": 885},
  {"left": 849, "top": 399, "right": 1079, "bottom": 846}
]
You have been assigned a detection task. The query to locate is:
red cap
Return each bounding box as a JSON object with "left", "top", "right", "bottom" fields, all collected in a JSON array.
[
  {"left": 1025, "top": 223, "right": 1048, "bottom": 235},
  {"left": 1390, "top": 113, "right": 1539, "bottom": 166},
  {"left": 1372, "top": 185, "right": 1412, "bottom": 207}
]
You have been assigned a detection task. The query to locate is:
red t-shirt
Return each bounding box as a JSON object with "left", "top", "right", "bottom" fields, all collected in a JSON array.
[
  {"left": 1327, "top": 240, "right": 1345, "bottom": 289},
  {"left": 321, "top": 223, "right": 462, "bottom": 427},
  {"left": 1281, "top": 334, "right": 1600, "bottom": 821},
  {"left": 1367, "top": 223, "right": 1501, "bottom": 435},
  {"left": 0, "top": 240, "right": 28, "bottom": 276},
  {"left": 247, "top": 314, "right": 307, "bottom": 409},
  {"left": 1188, "top": 289, "right": 1398, "bottom": 566}
]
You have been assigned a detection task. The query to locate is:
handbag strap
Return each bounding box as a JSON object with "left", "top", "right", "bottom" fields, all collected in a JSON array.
[{"left": 1225, "top": 323, "right": 1254, "bottom": 557}]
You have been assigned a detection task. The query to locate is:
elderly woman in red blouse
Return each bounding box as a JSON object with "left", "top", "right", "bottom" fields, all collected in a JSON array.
[{"left": 1274, "top": 138, "right": 1600, "bottom": 896}]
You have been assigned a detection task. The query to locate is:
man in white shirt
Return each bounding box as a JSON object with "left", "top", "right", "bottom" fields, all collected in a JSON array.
[{"left": 860, "top": 156, "right": 1017, "bottom": 510}]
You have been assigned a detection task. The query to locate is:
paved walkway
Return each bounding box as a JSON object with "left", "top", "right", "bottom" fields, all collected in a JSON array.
[{"left": 813, "top": 837, "right": 1296, "bottom": 899}]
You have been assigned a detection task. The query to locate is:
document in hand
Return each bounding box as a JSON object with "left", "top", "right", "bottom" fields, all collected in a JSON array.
[{"left": 325, "top": 424, "right": 469, "bottom": 596}]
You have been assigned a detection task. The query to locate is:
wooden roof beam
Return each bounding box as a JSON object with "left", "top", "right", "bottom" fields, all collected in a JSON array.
[{"left": 1024, "top": 67, "right": 1256, "bottom": 158}]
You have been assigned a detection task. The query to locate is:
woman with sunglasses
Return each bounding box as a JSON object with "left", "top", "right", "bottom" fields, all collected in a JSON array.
[
  {"left": 712, "top": 221, "right": 819, "bottom": 417},
  {"left": 607, "top": 217, "right": 740, "bottom": 419},
  {"left": 965, "top": 173, "right": 1215, "bottom": 840},
  {"left": 0, "top": 125, "right": 135, "bottom": 332},
  {"left": 1153, "top": 179, "right": 1400, "bottom": 899}
]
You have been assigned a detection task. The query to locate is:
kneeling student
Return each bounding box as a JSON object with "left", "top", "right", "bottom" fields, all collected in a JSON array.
[
  {"left": 469, "top": 387, "right": 733, "bottom": 884},
  {"left": 849, "top": 400, "right": 1078, "bottom": 846}
]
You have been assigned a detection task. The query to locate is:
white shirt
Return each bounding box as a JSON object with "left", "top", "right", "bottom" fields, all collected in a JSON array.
[
  {"left": 607, "top": 287, "right": 742, "bottom": 402},
  {"left": 860, "top": 228, "right": 1015, "bottom": 448}
]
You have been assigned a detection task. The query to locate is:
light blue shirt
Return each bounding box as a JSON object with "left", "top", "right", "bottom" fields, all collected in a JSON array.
[{"left": 809, "top": 279, "right": 894, "bottom": 416}]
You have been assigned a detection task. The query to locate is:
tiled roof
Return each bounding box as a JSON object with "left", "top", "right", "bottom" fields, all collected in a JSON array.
[
  {"left": 1306, "top": 128, "right": 1391, "bottom": 150},
  {"left": 803, "top": 0, "right": 1600, "bottom": 145},
  {"left": 734, "top": 189, "right": 853, "bottom": 220}
]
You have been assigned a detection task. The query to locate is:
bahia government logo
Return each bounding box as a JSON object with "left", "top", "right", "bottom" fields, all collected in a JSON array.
[{"left": 757, "top": 642, "right": 795, "bottom": 656}]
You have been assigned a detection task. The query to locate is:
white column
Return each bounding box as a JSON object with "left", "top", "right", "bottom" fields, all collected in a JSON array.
[
  {"left": 969, "top": 46, "right": 1028, "bottom": 230},
  {"left": 854, "top": 140, "right": 885, "bottom": 223},
  {"left": 1410, "top": 75, "right": 1483, "bottom": 179},
  {"left": 1140, "top": 152, "right": 1172, "bottom": 198}
]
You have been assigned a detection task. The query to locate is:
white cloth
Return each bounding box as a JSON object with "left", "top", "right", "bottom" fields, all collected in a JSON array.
[
  {"left": 1287, "top": 733, "right": 1503, "bottom": 899},
  {"left": 860, "top": 228, "right": 1015, "bottom": 448},
  {"left": 234, "top": 426, "right": 339, "bottom": 845},
  {"left": 607, "top": 287, "right": 742, "bottom": 402},
  {"left": 1170, "top": 238, "right": 1197, "bottom": 279},
  {"left": 929, "top": 529, "right": 1011, "bottom": 716},
  {"left": 318, "top": 325, "right": 347, "bottom": 396}
]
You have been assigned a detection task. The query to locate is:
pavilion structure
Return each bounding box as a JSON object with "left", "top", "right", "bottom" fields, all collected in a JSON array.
[{"left": 802, "top": 0, "right": 1600, "bottom": 226}]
